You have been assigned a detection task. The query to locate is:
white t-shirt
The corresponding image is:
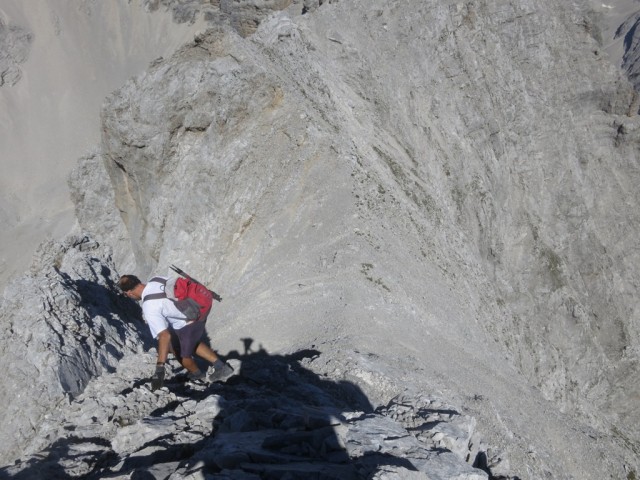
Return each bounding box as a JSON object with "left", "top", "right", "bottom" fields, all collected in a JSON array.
[{"left": 141, "top": 277, "right": 188, "bottom": 339}]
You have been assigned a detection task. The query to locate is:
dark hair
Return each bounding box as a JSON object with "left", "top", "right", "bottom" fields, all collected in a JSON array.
[{"left": 118, "top": 275, "right": 141, "bottom": 292}]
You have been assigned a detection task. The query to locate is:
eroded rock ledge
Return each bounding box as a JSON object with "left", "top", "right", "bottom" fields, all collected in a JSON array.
[
  {"left": 0, "top": 237, "right": 507, "bottom": 478},
  {"left": 2, "top": 346, "right": 508, "bottom": 479},
  {"left": 0, "top": 236, "right": 147, "bottom": 464}
]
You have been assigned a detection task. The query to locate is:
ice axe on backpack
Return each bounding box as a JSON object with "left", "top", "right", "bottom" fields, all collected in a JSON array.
[{"left": 170, "top": 264, "right": 222, "bottom": 302}]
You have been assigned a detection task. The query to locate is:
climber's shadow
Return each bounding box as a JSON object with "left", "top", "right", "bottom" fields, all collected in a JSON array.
[
  {"left": 162, "top": 337, "right": 417, "bottom": 478},
  {"left": 109, "top": 338, "right": 416, "bottom": 478},
  {"left": 1, "top": 339, "right": 417, "bottom": 479}
]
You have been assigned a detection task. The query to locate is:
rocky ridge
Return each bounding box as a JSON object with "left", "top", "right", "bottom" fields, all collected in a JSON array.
[
  {"left": 85, "top": 0, "right": 640, "bottom": 447},
  {"left": 1, "top": 340, "right": 495, "bottom": 479},
  {"left": 1, "top": 0, "right": 640, "bottom": 479},
  {"left": 143, "top": 0, "right": 320, "bottom": 37},
  {"left": 0, "top": 236, "right": 147, "bottom": 465},
  {"left": 0, "top": 235, "right": 498, "bottom": 478}
]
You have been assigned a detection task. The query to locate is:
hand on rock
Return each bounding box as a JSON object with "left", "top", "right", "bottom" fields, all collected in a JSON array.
[{"left": 150, "top": 364, "right": 165, "bottom": 391}]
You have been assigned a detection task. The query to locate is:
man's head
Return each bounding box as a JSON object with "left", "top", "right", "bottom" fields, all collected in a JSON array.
[{"left": 118, "top": 274, "right": 144, "bottom": 300}]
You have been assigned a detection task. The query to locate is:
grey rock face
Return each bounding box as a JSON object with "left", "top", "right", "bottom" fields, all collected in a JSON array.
[
  {"left": 68, "top": 153, "right": 136, "bottom": 272},
  {"left": 92, "top": 0, "right": 640, "bottom": 434},
  {"left": 220, "top": 0, "right": 293, "bottom": 37},
  {"left": 301, "top": 0, "right": 339, "bottom": 15},
  {"left": 588, "top": 2, "right": 640, "bottom": 105},
  {"left": 0, "top": 18, "right": 32, "bottom": 87},
  {"left": 0, "top": 236, "right": 148, "bottom": 464},
  {"left": 0, "top": 0, "right": 215, "bottom": 295},
  {"left": 617, "top": 12, "right": 640, "bottom": 78},
  {"left": 10, "top": 0, "right": 640, "bottom": 478},
  {"left": 2, "top": 349, "right": 492, "bottom": 479}
]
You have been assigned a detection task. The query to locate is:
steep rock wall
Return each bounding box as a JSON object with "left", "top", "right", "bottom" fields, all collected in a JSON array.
[
  {"left": 0, "top": 236, "right": 148, "bottom": 464},
  {"left": 0, "top": 0, "right": 317, "bottom": 294}
]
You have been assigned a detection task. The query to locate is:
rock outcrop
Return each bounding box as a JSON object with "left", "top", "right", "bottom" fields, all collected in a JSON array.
[
  {"left": 0, "top": 0, "right": 209, "bottom": 293},
  {"left": 0, "top": 236, "right": 148, "bottom": 464},
  {"left": 587, "top": 1, "right": 640, "bottom": 108},
  {"left": 2, "top": 349, "right": 493, "bottom": 479},
  {"left": 144, "top": 0, "right": 297, "bottom": 37}
]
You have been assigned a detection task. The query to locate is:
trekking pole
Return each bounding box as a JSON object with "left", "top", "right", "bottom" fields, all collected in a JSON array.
[{"left": 170, "top": 265, "right": 222, "bottom": 302}]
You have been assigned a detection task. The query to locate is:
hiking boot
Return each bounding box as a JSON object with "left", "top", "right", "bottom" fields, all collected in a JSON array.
[
  {"left": 208, "top": 362, "right": 234, "bottom": 383},
  {"left": 187, "top": 369, "right": 206, "bottom": 383}
]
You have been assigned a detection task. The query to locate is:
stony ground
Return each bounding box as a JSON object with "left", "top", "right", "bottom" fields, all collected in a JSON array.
[{"left": 2, "top": 345, "right": 495, "bottom": 480}]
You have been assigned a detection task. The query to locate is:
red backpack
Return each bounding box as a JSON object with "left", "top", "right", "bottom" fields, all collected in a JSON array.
[
  {"left": 143, "top": 266, "right": 221, "bottom": 322},
  {"left": 172, "top": 277, "right": 213, "bottom": 321}
]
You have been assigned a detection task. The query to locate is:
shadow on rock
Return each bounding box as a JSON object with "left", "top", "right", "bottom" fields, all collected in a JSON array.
[
  {"left": 184, "top": 341, "right": 410, "bottom": 479},
  {"left": 0, "top": 339, "right": 496, "bottom": 480},
  {"left": 1, "top": 339, "right": 419, "bottom": 479},
  {"left": 55, "top": 265, "right": 154, "bottom": 353}
]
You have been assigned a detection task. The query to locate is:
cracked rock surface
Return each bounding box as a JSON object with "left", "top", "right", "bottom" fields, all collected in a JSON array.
[
  {"left": 2, "top": 346, "right": 493, "bottom": 480},
  {"left": 0, "top": 236, "right": 148, "bottom": 464}
]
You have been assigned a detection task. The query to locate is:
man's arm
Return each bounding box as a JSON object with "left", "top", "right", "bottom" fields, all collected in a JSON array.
[
  {"left": 142, "top": 300, "right": 171, "bottom": 339},
  {"left": 141, "top": 293, "right": 174, "bottom": 391},
  {"left": 156, "top": 329, "right": 171, "bottom": 364},
  {"left": 151, "top": 329, "right": 171, "bottom": 391}
]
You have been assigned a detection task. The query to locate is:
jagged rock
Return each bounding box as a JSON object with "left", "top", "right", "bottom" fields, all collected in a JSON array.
[
  {"left": 302, "top": 0, "right": 339, "bottom": 15},
  {"left": 0, "top": 0, "right": 217, "bottom": 294},
  {"left": 0, "top": 235, "right": 147, "bottom": 464},
  {"left": 580, "top": 3, "right": 640, "bottom": 104},
  {"left": 1, "top": 350, "right": 491, "bottom": 479},
  {"left": 85, "top": 1, "right": 640, "bottom": 445},
  {"left": 143, "top": 0, "right": 300, "bottom": 36},
  {"left": 377, "top": 394, "right": 485, "bottom": 465},
  {"left": 68, "top": 153, "right": 135, "bottom": 272},
  {"left": 220, "top": 0, "right": 293, "bottom": 37},
  {"left": 69, "top": 5, "right": 640, "bottom": 473}
]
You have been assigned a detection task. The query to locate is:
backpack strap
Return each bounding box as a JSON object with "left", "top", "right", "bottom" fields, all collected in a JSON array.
[
  {"left": 143, "top": 292, "right": 166, "bottom": 303},
  {"left": 142, "top": 277, "right": 168, "bottom": 303}
]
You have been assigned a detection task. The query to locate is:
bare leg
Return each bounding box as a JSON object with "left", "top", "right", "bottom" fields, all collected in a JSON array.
[
  {"left": 194, "top": 342, "right": 220, "bottom": 363},
  {"left": 166, "top": 340, "right": 197, "bottom": 372},
  {"left": 180, "top": 356, "right": 200, "bottom": 373}
]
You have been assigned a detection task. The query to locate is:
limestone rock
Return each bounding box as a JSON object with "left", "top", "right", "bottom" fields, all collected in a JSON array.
[
  {"left": 144, "top": 0, "right": 299, "bottom": 36},
  {"left": 220, "top": 0, "right": 293, "bottom": 37},
  {"left": 68, "top": 153, "right": 136, "bottom": 272},
  {"left": 586, "top": 2, "right": 640, "bottom": 106},
  {"left": 1, "top": 350, "right": 492, "bottom": 479},
  {"left": 3, "top": 0, "right": 640, "bottom": 479},
  {"left": 0, "top": 235, "right": 147, "bottom": 464}
]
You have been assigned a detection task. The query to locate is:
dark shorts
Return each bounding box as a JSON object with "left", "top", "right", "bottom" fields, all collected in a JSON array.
[{"left": 170, "top": 320, "right": 206, "bottom": 359}]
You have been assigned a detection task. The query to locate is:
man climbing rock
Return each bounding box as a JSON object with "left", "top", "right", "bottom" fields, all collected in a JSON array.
[{"left": 118, "top": 274, "right": 234, "bottom": 390}]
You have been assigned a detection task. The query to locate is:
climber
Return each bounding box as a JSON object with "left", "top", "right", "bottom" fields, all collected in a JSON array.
[{"left": 118, "top": 274, "right": 234, "bottom": 390}]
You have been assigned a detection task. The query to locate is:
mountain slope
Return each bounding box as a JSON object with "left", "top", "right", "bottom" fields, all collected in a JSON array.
[
  {"left": 67, "top": 0, "right": 639, "bottom": 477},
  {"left": 0, "top": 0, "right": 639, "bottom": 478}
]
